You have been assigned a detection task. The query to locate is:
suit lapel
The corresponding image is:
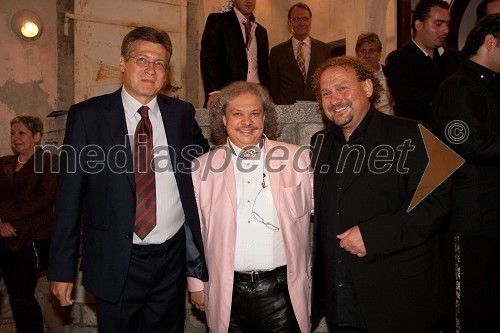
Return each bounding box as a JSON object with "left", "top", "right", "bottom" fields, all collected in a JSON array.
[
  {"left": 101, "top": 88, "right": 135, "bottom": 188},
  {"left": 312, "top": 131, "right": 334, "bottom": 214},
  {"left": 158, "top": 96, "right": 184, "bottom": 187}
]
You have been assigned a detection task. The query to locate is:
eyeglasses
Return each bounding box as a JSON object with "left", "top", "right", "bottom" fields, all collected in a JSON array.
[
  {"left": 289, "top": 16, "right": 311, "bottom": 23},
  {"left": 130, "top": 55, "right": 168, "bottom": 72},
  {"left": 251, "top": 174, "right": 280, "bottom": 232}
]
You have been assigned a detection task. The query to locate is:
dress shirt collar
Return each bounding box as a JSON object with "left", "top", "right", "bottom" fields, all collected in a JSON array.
[
  {"left": 121, "top": 86, "right": 159, "bottom": 118},
  {"left": 464, "top": 58, "right": 498, "bottom": 86},
  {"left": 234, "top": 7, "right": 255, "bottom": 26},
  {"left": 327, "top": 107, "right": 374, "bottom": 143},
  {"left": 292, "top": 36, "right": 311, "bottom": 48}
]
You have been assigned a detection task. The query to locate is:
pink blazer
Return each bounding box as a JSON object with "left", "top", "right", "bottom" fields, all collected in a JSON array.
[{"left": 188, "top": 139, "right": 313, "bottom": 333}]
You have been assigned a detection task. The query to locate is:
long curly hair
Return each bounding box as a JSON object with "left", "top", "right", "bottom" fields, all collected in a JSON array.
[
  {"left": 312, "top": 56, "right": 383, "bottom": 105},
  {"left": 210, "top": 81, "right": 278, "bottom": 145}
]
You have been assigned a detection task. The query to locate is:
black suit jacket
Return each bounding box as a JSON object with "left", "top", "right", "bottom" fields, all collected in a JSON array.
[
  {"left": 47, "top": 88, "right": 209, "bottom": 303},
  {"left": 386, "top": 41, "right": 460, "bottom": 124},
  {"left": 310, "top": 109, "right": 451, "bottom": 332},
  {"left": 269, "top": 37, "right": 331, "bottom": 105},
  {"left": 432, "top": 59, "right": 500, "bottom": 239},
  {"left": 200, "top": 9, "right": 269, "bottom": 103}
]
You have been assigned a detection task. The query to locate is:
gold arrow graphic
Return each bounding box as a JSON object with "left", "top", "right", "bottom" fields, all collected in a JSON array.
[{"left": 407, "top": 124, "right": 465, "bottom": 212}]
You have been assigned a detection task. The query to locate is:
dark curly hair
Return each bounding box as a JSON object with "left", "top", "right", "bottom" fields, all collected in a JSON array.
[
  {"left": 311, "top": 56, "right": 383, "bottom": 106},
  {"left": 209, "top": 81, "right": 278, "bottom": 146}
]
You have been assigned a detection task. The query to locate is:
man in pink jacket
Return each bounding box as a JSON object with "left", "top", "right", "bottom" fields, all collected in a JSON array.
[{"left": 188, "top": 81, "right": 313, "bottom": 332}]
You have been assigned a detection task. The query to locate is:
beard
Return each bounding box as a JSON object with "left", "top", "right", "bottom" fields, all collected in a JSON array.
[{"left": 327, "top": 101, "right": 353, "bottom": 127}]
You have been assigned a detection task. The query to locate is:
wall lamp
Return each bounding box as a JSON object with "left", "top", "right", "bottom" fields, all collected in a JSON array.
[{"left": 11, "top": 10, "right": 43, "bottom": 41}]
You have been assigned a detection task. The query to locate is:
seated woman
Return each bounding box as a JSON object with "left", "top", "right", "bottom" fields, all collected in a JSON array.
[{"left": 0, "top": 115, "right": 58, "bottom": 333}]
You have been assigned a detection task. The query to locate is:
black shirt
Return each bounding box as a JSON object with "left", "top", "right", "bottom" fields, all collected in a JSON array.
[{"left": 318, "top": 108, "right": 374, "bottom": 329}]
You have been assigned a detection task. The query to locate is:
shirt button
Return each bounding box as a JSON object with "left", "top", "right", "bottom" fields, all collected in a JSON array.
[
  {"left": 247, "top": 200, "right": 250, "bottom": 203},
  {"left": 247, "top": 181, "right": 251, "bottom": 184},
  {"left": 338, "top": 282, "right": 343, "bottom": 287},
  {"left": 248, "top": 220, "right": 251, "bottom": 223},
  {"left": 337, "top": 259, "right": 342, "bottom": 264}
]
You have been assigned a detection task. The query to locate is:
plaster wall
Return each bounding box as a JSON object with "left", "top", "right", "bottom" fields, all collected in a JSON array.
[{"left": 0, "top": 0, "right": 58, "bottom": 157}]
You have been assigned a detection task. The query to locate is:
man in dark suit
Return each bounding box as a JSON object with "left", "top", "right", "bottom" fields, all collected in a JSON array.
[
  {"left": 310, "top": 56, "right": 450, "bottom": 333},
  {"left": 269, "top": 2, "right": 331, "bottom": 105},
  {"left": 432, "top": 14, "right": 500, "bottom": 333},
  {"left": 386, "top": 0, "right": 460, "bottom": 124},
  {"left": 200, "top": 0, "right": 269, "bottom": 108},
  {"left": 47, "top": 26, "right": 209, "bottom": 332}
]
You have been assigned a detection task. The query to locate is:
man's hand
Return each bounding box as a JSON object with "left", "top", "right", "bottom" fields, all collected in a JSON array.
[
  {"left": 206, "top": 92, "right": 220, "bottom": 109},
  {"left": 50, "top": 281, "right": 75, "bottom": 306},
  {"left": 190, "top": 290, "right": 205, "bottom": 312},
  {"left": 0, "top": 222, "right": 17, "bottom": 238},
  {"left": 337, "top": 225, "right": 367, "bottom": 257}
]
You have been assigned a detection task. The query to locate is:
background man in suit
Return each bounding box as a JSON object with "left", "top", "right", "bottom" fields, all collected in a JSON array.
[
  {"left": 188, "top": 81, "right": 313, "bottom": 333},
  {"left": 269, "top": 2, "right": 331, "bottom": 105},
  {"left": 386, "top": 0, "right": 460, "bottom": 123},
  {"left": 432, "top": 14, "right": 500, "bottom": 333},
  {"left": 310, "top": 57, "right": 450, "bottom": 332},
  {"left": 476, "top": 0, "right": 500, "bottom": 21},
  {"left": 355, "top": 32, "right": 394, "bottom": 115},
  {"left": 48, "top": 26, "right": 209, "bottom": 332},
  {"left": 200, "top": 0, "right": 269, "bottom": 108}
]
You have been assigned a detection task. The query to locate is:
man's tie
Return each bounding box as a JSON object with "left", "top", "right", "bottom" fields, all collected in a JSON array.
[
  {"left": 296, "top": 41, "right": 307, "bottom": 81},
  {"left": 243, "top": 19, "right": 252, "bottom": 49},
  {"left": 134, "top": 105, "right": 156, "bottom": 240}
]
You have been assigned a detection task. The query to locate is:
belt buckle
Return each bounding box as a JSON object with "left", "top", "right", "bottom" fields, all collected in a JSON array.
[{"left": 250, "top": 271, "right": 259, "bottom": 282}]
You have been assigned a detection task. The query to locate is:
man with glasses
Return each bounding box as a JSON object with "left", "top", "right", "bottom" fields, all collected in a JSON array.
[
  {"left": 188, "top": 81, "right": 313, "bottom": 333},
  {"left": 48, "top": 26, "right": 209, "bottom": 332},
  {"left": 355, "top": 32, "right": 394, "bottom": 115},
  {"left": 269, "top": 2, "right": 331, "bottom": 105}
]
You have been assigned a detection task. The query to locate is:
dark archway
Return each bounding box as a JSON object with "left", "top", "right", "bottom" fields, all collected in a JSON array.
[{"left": 448, "top": 0, "right": 472, "bottom": 49}]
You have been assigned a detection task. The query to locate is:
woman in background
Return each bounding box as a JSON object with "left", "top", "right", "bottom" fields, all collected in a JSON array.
[{"left": 0, "top": 115, "right": 58, "bottom": 333}]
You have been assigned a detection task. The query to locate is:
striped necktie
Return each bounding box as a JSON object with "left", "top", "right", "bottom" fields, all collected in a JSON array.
[
  {"left": 134, "top": 105, "right": 156, "bottom": 240},
  {"left": 297, "top": 41, "right": 307, "bottom": 81}
]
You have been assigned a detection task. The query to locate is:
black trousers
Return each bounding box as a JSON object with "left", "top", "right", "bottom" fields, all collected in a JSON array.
[
  {"left": 95, "top": 228, "right": 186, "bottom": 333},
  {"left": 229, "top": 266, "right": 301, "bottom": 333},
  {"left": 440, "top": 235, "right": 500, "bottom": 333},
  {"left": 0, "top": 246, "right": 44, "bottom": 333}
]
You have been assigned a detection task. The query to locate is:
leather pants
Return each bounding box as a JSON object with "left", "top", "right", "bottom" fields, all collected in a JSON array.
[{"left": 229, "top": 266, "right": 301, "bottom": 333}]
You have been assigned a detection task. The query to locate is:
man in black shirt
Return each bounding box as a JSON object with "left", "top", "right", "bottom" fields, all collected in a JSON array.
[
  {"left": 310, "top": 56, "right": 451, "bottom": 332},
  {"left": 432, "top": 14, "right": 500, "bottom": 333}
]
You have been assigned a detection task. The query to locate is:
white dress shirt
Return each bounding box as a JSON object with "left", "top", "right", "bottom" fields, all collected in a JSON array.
[
  {"left": 122, "top": 87, "right": 185, "bottom": 245},
  {"left": 234, "top": 7, "right": 260, "bottom": 83},
  {"left": 229, "top": 140, "right": 286, "bottom": 271}
]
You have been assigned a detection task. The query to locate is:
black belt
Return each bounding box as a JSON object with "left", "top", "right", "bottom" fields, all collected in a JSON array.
[{"left": 234, "top": 265, "right": 286, "bottom": 282}]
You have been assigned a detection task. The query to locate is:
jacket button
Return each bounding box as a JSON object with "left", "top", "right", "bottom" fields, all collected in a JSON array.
[{"left": 125, "top": 232, "right": 133, "bottom": 238}]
